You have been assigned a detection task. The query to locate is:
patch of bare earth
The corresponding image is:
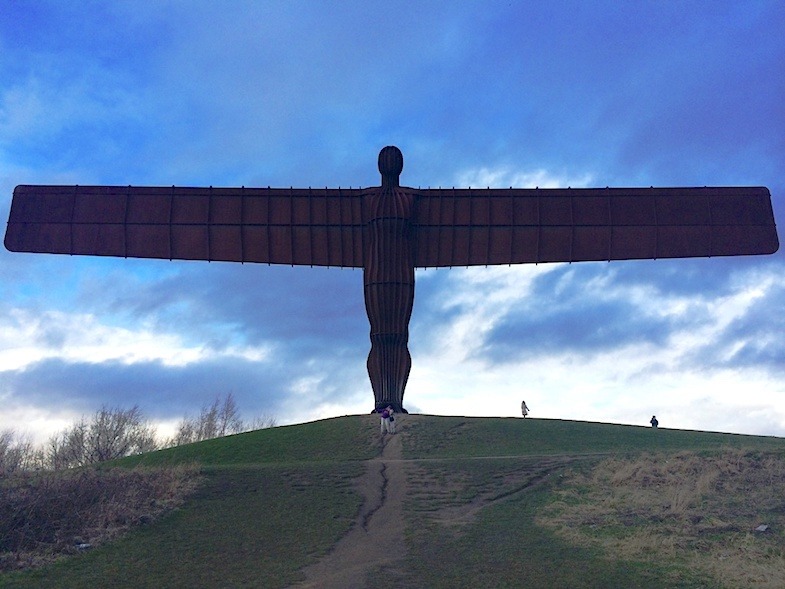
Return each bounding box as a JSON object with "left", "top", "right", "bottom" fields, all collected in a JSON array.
[
  {"left": 405, "top": 454, "right": 571, "bottom": 535},
  {"left": 291, "top": 420, "right": 407, "bottom": 589}
]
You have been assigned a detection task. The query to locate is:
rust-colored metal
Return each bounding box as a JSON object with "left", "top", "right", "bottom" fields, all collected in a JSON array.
[
  {"left": 5, "top": 146, "right": 780, "bottom": 412},
  {"left": 364, "top": 147, "right": 416, "bottom": 411}
]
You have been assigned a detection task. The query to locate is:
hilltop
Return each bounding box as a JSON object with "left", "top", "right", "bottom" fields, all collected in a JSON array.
[{"left": 2, "top": 414, "right": 785, "bottom": 589}]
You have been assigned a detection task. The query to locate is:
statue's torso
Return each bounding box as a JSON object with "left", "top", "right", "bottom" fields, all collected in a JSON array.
[{"left": 364, "top": 186, "right": 416, "bottom": 282}]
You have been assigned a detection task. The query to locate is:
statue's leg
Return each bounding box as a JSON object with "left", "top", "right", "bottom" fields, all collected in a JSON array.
[
  {"left": 364, "top": 280, "right": 413, "bottom": 413},
  {"left": 367, "top": 332, "right": 411, "bottom": 412}
]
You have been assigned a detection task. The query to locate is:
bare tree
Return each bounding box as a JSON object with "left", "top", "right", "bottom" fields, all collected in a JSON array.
[
  {"left": 217, "top": 393, "right": 243, "bottom": 436},
  {"left": 47, "top": 406, "right": 158, "bottom": 469},
  {"left": 170, "top": 419, "right": 197, "bottom": 447},
  {"left": 0, "top": 430, "right": 40, "bottom": 474},
  {"left": 168, "top": 393, "right": 273, "bottom": 447},
  {"left": 170, "top": 393, "right": 240, "bottom": 445},
  {"left": 88, "top": 406, "right": 158, "bottom": 463},
  {"left": 2, "top": 399, "right": 276, "bottom": 471},
  {"left": 48, "top": 420, "right": 88, "bottom": 470},
  {"left": 248, "top": 415, "right": 278, "bottom": 430},
  {"left": 197, "top": 398, "right": 220, "bottom": 441}
]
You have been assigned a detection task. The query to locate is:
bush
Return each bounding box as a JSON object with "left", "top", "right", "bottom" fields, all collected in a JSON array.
[
  {"left": 168, "top": 393, "right": 276, "bottom": 446},
  {"left": 0, "top": 464, "right": 201, "bottom": 571},
  {"left": 0, "top": 430, "right": 42, "bottom": 475},
  {"left": 47, "top": 406, "right": 158, "bottom": 469}
]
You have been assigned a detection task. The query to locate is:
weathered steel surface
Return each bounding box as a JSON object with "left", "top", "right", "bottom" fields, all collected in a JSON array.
[
  {"left": 5, "top": 185, "right": 367, "bottom": 266},
  {"left": 6, "top": 185, "right": 778, "bottom": 267},
  {"left": 364, "top": 146, "right": 416, "bottom": 411},
  {"left": 413, "top": 185, "right": 778, "bottom": 265},
  {"left": 4, "top": 146, "right": 780, "bottom": 412}
]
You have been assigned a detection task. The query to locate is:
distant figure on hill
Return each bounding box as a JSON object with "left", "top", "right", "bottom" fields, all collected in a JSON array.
[
  {"left": 650, "top": 415, "right": 659, "bottom": 428},
  {"left": 387, "top": 405, "right": 396, "bottom": 434},
  {"left": 521, "top": 400, "right": 529, "bottom": 418}
]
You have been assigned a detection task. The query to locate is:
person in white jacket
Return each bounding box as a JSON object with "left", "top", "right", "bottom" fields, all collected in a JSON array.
[{"left": 521, "top": 400, "right": 529, "bottom": 418}]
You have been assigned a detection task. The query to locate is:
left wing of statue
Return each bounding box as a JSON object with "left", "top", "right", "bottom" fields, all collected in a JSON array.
[
  {"left": 5, "top": 185, "right": 367, "bottom": 268},
  {"left": 412, "top": 186, "right": 779, "bottom": 268}
]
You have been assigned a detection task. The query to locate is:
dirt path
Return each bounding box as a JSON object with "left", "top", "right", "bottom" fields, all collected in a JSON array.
[
  {"left": 290, "top": 427, "right": 407, "bottom": 589},
  {"left": 288, "top": 418, "right": 578, "bottom": 588}
]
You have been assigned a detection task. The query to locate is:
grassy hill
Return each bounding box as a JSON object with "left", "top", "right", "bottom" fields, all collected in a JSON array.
[{"left": 2, "top": 415, "right": 785, "bottom": 588}]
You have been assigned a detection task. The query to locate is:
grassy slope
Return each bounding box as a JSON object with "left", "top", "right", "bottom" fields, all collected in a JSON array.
[
  {"left": 375, "top": 416, "right": 785, "bottom": 589},
  {"left": 401, "top": 415, "right": 785, "bottom": 459},
  {"left": 2, "top": 415, "right": 784, "bottom": 589},
  {"left": 0, "top": 416, "right": 378, "bottom": 589}
]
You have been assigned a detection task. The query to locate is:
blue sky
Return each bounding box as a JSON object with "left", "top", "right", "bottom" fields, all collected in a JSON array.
[{"left": 1, "top": 0, "right": 783, "bottom": 441}]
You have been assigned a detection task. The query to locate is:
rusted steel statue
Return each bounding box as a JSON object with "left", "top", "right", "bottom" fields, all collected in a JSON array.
[
  {"left": 365, "top": 147, "right": 416, "bottom": 409},
  {"left": 4, "top": 146, "right": 780, "bottom": 412}
]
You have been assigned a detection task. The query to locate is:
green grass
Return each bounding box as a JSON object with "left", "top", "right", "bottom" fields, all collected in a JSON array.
[
  {"left": 3, "top": 414, "right": 784, "bottom": 589},
  {"left": 402, "top": 415, "right": 785, "bottom": 459},
  {"left": 1, "top": 416, "right": 377, "bottom": 589},
  {"left": 119, "top": 414, "right": 379, "bottom": 467},
  {"left": 373, "top": 475, "right": 715, "bottom": 589},
  {"left": 2, "top": 463, "right": 364, "bottom": 589}
]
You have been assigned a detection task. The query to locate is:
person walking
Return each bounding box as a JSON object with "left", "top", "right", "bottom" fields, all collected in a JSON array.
[
  {"left": 650, "top": 415, "right": 659, "bottom": 428},
  {"left": 521, "top": 400, "right": 529, "bottom": 418}
]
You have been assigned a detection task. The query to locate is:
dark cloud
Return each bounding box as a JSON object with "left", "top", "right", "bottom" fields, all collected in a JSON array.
[
  {"left": 3, "top": 358, "right": 284, "bottom": 417},
  {"left": 3, "top": 348, "right": 368, "bottom": 423},
  {"left": 409, "top": 270, "right": 468, "bottom": 331},
  {"left": 70, "top": 261, "right": 368, "bottom": 352},
  {"left": 477, "top": 266, "right": 677, "bottom": 362},
  {"left": 691, "top": 271, "right": 785, "bottom": 374},
  {"left": 593, "top": 258, "right": 763, "bottom": 299},
  {"left": 416, "top": 257, "right": 782, "bottom": 370}
]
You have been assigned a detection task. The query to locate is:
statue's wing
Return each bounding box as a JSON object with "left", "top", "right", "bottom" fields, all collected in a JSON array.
[
  {"left": 5, "top": 185, "right": 366, "bottom": 267},
  {"left": 413, "top": 187, "right": 779, "bottom": 268}
]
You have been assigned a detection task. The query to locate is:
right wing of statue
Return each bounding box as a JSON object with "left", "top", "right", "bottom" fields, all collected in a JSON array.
[{"left": 412, "top": 186, "right": 779, "bottom": 268}]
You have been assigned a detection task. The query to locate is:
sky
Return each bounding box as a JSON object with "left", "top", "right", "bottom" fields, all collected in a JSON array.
[{"left": 1, "top": 0, "right": 783, "bottom": 442}]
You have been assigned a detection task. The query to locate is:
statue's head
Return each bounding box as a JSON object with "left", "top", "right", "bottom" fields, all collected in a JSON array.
[{"left": 378, "top": 146, "right": 403, "bottom": 186}]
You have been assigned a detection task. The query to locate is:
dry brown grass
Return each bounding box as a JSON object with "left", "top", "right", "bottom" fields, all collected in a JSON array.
[
  {"left": 538, "top": 450, "right": 785, "bottom": 588},
  {"left": 0, "top": 464, "right": 202, "bottom": 571}
]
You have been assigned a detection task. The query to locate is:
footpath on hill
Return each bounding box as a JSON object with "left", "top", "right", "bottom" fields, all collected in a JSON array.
[{"left": 291, "top": 423, "right": 407, "bottom": 589}]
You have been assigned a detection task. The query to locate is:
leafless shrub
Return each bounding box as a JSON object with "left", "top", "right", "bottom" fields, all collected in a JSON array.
[
  {"left": 167, "top": 393, "right": 276, "bottom": 446},
  {"left": 0, "top": 430, "right": 44, "bottom": 475},
  {"left": 247, "top": 414, "right": 278, "bottom": 430},
  {"left": 0, "top": 464, "right": 201, "bottom": 571},
  {"left": 169, "top": 393, "right": 241, "bottom": 446},
  {"left": 47, "top": 406, "right": 158, "bottom": 469},
  {"left": 4, "top": 398, "right": 276, "bottom": 472}
]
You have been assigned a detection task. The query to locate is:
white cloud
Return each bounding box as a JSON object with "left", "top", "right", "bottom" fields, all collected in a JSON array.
[
  {"left": 406, "top": 261, "right": 785, "bottom": 435},
  {"left": 415, "top": 265, "right": 561, "bottom": 362},
  {"left": 0, "top": 307, "right": 272, "bottom": 371},
  {"left": 409, "top": 338, "right": 785, "bottom": 435},
  {"left": 0, "top": 401, "right": 83, "bottom": 445},
  {"left": 455, "top": 166, "right": 594, "bottom": 189}
]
